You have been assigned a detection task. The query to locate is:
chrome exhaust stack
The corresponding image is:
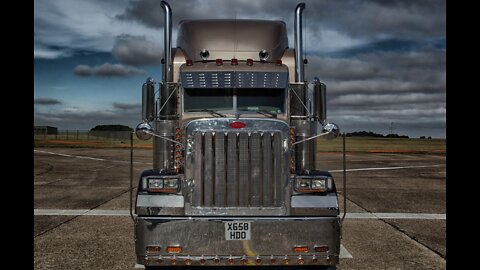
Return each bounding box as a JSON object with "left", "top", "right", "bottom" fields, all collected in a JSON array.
[
  {"left": 294, "top": 3, "right": 305, "bottom": 82},
  {"left": 161, "top": 0, "right": 172, "bottom": 83}
]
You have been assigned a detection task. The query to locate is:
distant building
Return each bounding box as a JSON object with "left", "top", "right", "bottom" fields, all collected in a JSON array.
[{"left": 34, "top": 126, "right": 58, "bottom": 135}]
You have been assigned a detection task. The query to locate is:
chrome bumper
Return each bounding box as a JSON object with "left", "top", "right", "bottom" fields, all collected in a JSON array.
[{"left": 135, "top": 216, "right": 340, "bottom": 266}]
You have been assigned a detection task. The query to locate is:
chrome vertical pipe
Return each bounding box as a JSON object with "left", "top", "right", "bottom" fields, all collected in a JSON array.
[
  {"left": 294, "top": 3, "right": 306, "bottom": 82},
  {"left": 161, "top": 1, "right": 172, "bottom": 83}
]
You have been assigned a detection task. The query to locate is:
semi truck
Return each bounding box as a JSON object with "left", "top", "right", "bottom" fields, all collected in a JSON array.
[{"left": 132, "top": 1, "right": 343, "bottom": 268}]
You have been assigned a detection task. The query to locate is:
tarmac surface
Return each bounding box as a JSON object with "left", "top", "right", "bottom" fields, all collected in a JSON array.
[{"left": 34, "top": 148, "right": 446, "bottom": 269}]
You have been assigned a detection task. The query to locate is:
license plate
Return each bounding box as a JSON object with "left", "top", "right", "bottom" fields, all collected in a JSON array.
[{"left": 225, "top": 221, "right": 251, "bottom": 240}]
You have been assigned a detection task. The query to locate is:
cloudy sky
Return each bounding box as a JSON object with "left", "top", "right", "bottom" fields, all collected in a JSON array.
[{"left": 34, "top": 0, "right": 446, "bottom": 138}]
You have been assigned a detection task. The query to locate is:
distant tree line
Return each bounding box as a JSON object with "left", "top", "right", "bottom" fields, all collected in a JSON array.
[
  {"left": 346, "top": 131, "right": 409, "bottom": 139},
  {"left": 90, "top": 125, "right": 133, "bottom": 132}
]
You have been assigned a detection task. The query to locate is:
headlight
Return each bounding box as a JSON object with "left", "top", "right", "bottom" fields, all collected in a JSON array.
[
  {"left": 163, "top": 178, "right": 179, "bottom": 190},
  {"left": 295, "top": 177, "right": 332, "bottom": 193},
  {"left": 148, "top": 179, "right": 164, "bottom": 190},
  {"left": 312, "top": 179, "right": 326, "bottom": 190},
  {"left": 143, "top": 177, "right": 180, "bottom": 193}
]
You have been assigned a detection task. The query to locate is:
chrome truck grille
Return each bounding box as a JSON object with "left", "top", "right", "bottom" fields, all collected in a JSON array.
[
  {"left": 192, "top": 131, "right": 284, "bottom": 207},
  {"left": 185, "top": 119, "right": 290, "bottom": 215}
]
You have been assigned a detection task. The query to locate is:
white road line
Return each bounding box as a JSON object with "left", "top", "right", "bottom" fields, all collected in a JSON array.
[
  {"left": 34, "top": 209, "right": 445, "bottom": 220},
  {"left": 339, "top": 212, "right": 446, "bottom": 220},
  {"left": 34, "top": 150, "right": 152, "bottom": 165},
  {"left": 34, "top": 209, "right": 130, "bottom": 216},
  {"left": 330, "top": 164, "right": 444, "bottom": 173},
  {"left": 340, "top": 244, "right": 353, "bottom": 258}
]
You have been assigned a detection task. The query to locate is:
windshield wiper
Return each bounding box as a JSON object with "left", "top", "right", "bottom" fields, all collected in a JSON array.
[
  {"left": 253, "top": 110, "right": 277, "bottom": 118},
  {"left": 239, "top": 110, "right": 277, "bottom": 118},
  {"left": 186, "top": 109, "right": 226, "bottom": 117}
]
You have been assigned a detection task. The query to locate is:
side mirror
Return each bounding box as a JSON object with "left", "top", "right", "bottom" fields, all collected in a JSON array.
[
  {"left": 135, "top": 122, "right": 154, "bottom": 140},
  {"left": 322, "top": 122, "right": 340, "bottom": 140},
  {"left": 311, "top": 77, "right": 326, "bottom": 125},
  {"left": 142, "top": 77, "right": 156, "bottom": 122}
]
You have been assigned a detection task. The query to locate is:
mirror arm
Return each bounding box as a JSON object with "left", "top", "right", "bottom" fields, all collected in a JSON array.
[
  {"left": 291, "top": 131, "right": 330, "bottom": 147},
  {"left": 145, "top": 130, "right": 184, "bottom": 147}
]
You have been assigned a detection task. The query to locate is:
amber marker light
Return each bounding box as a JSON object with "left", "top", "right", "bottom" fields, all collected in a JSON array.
[
  {"left": 166, "top": 246, "right": 182, "bottom": 253},
  {"left": 314, "top": 245, "right": 329, "bottom": 252},
  {"left": 294, "top": 246, "right": 309, "bottom": 253},
  {"left": 146, "top": 245, "right": 161, "bottom": 253}
]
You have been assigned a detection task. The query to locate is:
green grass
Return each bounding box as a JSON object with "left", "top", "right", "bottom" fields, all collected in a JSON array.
[
  {"left": 317, "top": 137, "right": 446, "bottom": 153},
  {"left": 33, "top": 133, "right": 153, "bottom": 149},
  {"left": 34, "top": 133, "right": 445, "bottom": 153}
]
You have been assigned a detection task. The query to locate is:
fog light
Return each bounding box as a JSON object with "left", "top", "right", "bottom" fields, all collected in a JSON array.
[
  {"left": 228, "top": 258, "right": 235, "bottom": 265},
  {"left": 283, "top": 258, "right": 289, "bottom": 265},
  {"left": 241, "top": 257, "right": 248, "bottom": 265},
  {"left": 270, "top": 256, "right": 276, "bottom": 264},
  {"left": 200, "top": 258, "right": 206, "bottom": 265},
  {"left": 312, "top": 255, "right": 318, "bottom": 264},
  {"left": 214, "top": 257, "right": 220, "bottom": 264},
  {"left": 170, "top": 259, "right": 176, "bottom": 265},
  {"left": 297, "top": 257, "right": 305, "bottom": 265},
  {"left": 256, "top": 257, "right": 262, "bottom": 264}
]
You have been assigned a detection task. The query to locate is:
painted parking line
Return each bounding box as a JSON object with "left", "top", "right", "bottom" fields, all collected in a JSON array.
[
  {"left": 340, "top": 244, "right": 353, "bottom": 258},
  {"left": 340, "top": 212, "right": 446, "bottom": 220},
  {"left": 34, "top": 209, "right": 130, "bottom": 216},
  {"left": 35, "top": 150, "right": 444, "bottom": 172},
  {"left": 34, "top": 150, "right": 152, "bottom": 165},
  {"left": 34, "top": 209, "right": 445, "bottom": 220},
  {"left": 330, "top": 164, "right": 444, "bottom": 173}
]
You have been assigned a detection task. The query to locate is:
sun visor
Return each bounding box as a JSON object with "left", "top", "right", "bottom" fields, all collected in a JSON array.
[{"left": 180, "top": 62, "right": 289, "bottom": 89}]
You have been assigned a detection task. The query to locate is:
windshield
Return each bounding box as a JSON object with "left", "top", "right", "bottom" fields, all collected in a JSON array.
[{"left": 184, "top": 88, "right": 285, "bottom": 115}]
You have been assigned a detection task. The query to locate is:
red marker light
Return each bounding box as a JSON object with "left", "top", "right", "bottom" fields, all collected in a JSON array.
[
  {"left": 246, "top": 58, "right": 254, "bottom": 66},
  {"left": 215, "top": 59, "right": 223, "bottom": 66},
  {"left": 186, "top": 59, "right": 193, "bottom": 66},
  {"left": 276, "top": 59, "right": 283, "bottom": 66},
  {"left": 229, "top": 121, "right": 246, "bottom": 129},
  {"left": 231, "top": 58, "right": 238, "bottom": 65}
]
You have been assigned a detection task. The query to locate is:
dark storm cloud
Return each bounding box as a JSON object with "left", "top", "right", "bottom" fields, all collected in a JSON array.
[
  {"left": 117, "top": 0, "right": 238, "bottom": 29},
  {"left": 117, "top": 0, "right": 445, "bottom": 40},
  {"left": 113, "top": 102, "right": 140, "bottom": 110},
  {"left": 73, "top": 63, "right": 146, "bottom": 77},
  {"left": 34, "top": 98, "right": 63, "bottom": 105},
  {"left": 112, "top": 34, "right": 163, "bottom": 66},
  {"left": 302, "top": 47, "right": 445, "bottom": 137}
]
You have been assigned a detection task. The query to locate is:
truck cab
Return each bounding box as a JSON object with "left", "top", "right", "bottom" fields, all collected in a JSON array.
[{"left": 134, "top": 1, "right": 341, "bottom": 268}]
